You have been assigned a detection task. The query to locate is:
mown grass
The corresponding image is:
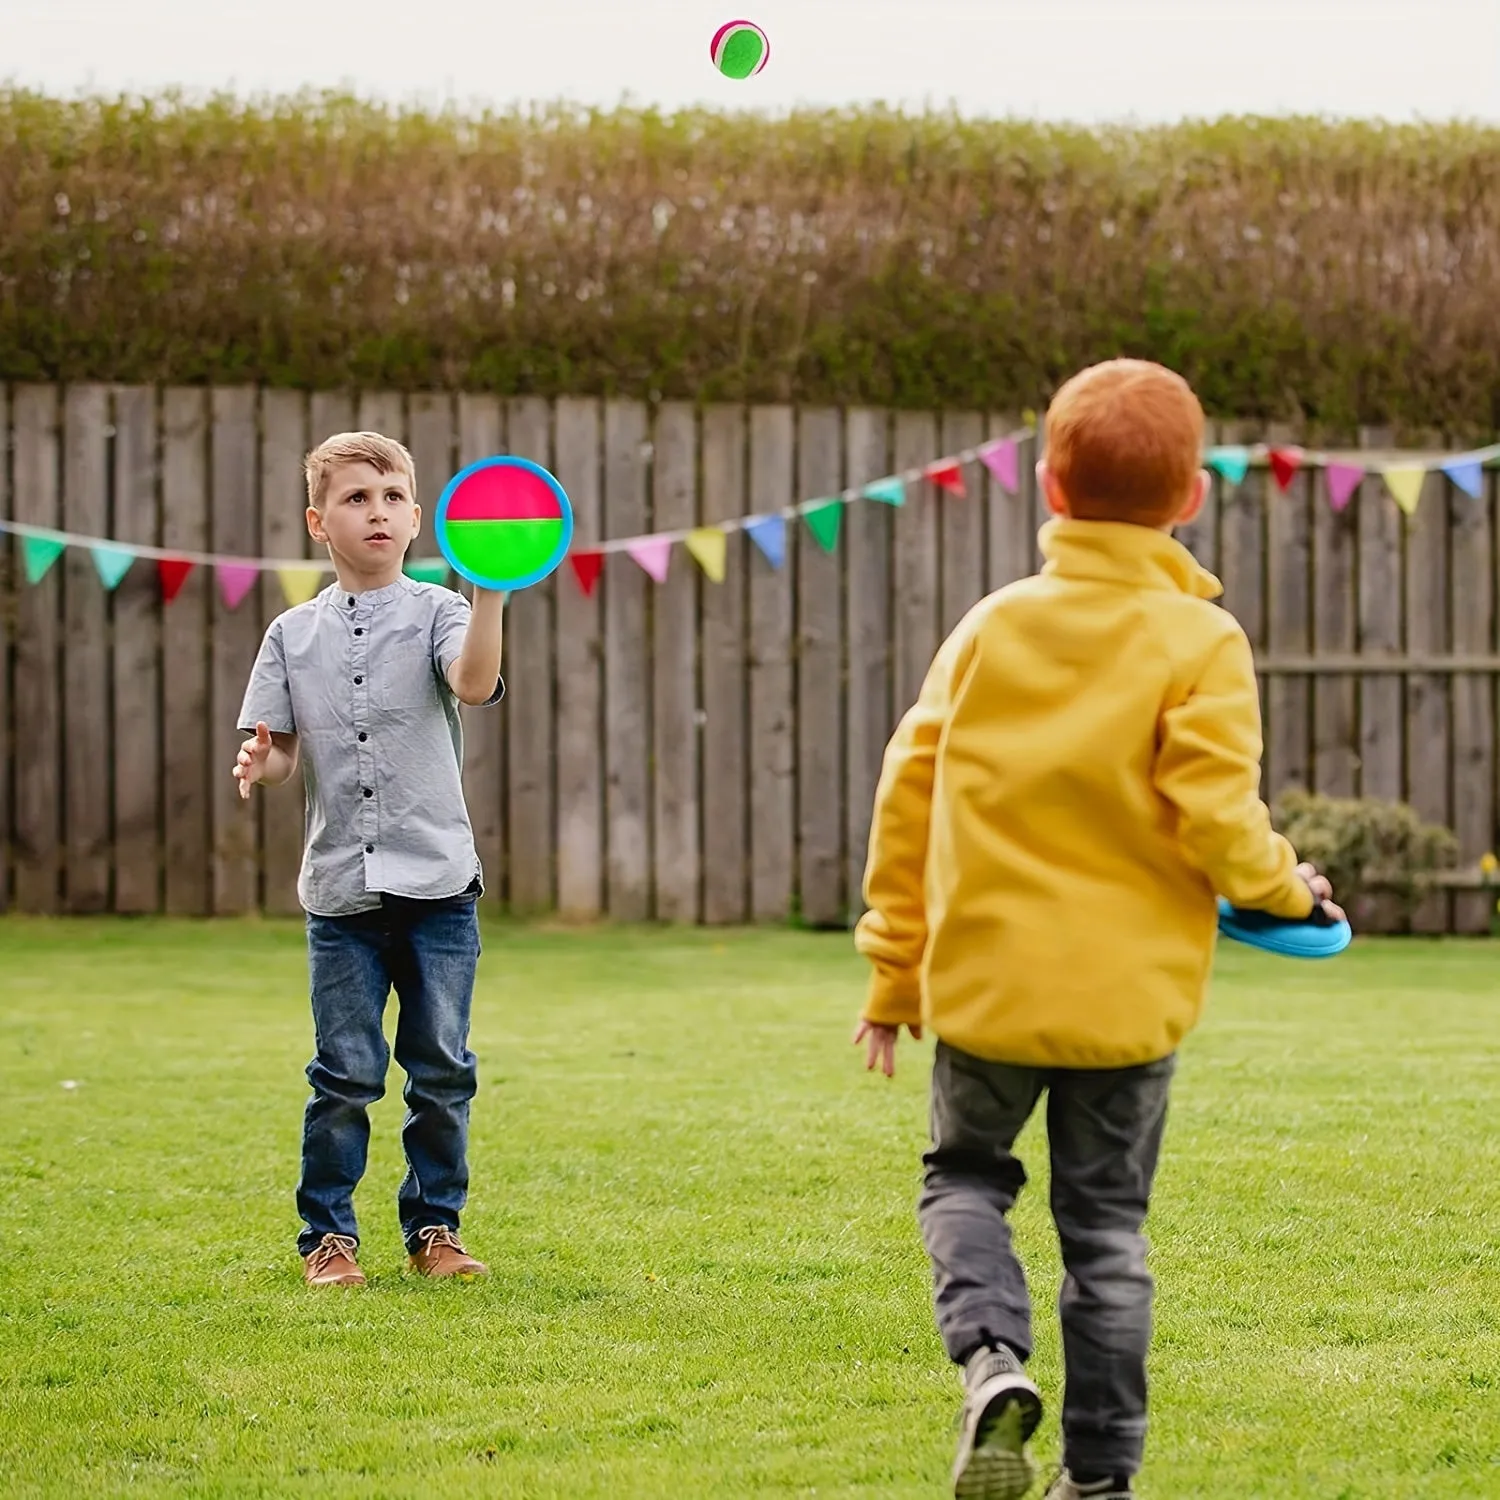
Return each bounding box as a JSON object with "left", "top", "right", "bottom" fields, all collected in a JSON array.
[{"left": 1, "top": 919, "right": 1496, "bottom": 1498}]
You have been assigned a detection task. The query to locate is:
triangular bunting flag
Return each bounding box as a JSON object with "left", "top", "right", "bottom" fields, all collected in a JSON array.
[
  {"left": 1382, "top": 465, "right": 1426, "bottom": 516},
  {"left": 1325, "top": 462, "right": 1365, "bottom": 513},
  {"left": 158, "top": 558, "right": 195, "bottom": 603},
  {"left": 626, "top": 537, "right": 672, "bottom": 583},
  {"left": 90, "top": 545, "right": 135, "bottom": 590},
  {"left": 216, "top": 563, "right": 259, "bottom": 610},
  {"left": 1268, "top": 448, "right": 1303, "bottom": 492},
  {"left": 927, "top": 461, "right": 965, "bottom": 497},
  {"left": 1207, "top": 447, "right": 1251, "bottom": 487},
  {"left": 277, "top": 566, "right": 324, "bottom": 607},
  {"left": 22, "top": 536, "right": 65, "bottom": 584},
  {"left": 980, "top": 440, "right": 1019, "bottom": 493},
  {"left": 1442, "top": 459, "right": 1485, "bottom": 499},
  {"left": 685, "top": 527, "right": 727, "bottom": 583},
  {"left": 804, "top": 500, "right": 842, "bottom": 553},
  {"left": 862, "top": 477, "right": 906, "bottom": 506},
  {"left": 404, "top": 558, "right": 449, "bottom": 585},
  {"left": 744, "top": 517, "right": 786, "bottom": 569},
  {"left": 569, "top": 550, "right": 603, "bottom": 597}
]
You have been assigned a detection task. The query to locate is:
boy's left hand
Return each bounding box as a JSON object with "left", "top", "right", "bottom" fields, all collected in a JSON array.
[{"left": 852, "top": 1018, "right": 923, "bottom": 1079}]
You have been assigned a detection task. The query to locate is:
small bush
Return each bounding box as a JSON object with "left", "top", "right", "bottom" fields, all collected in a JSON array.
[{"left": 1271, "top": 788, "right": 1459, "bottom": 917}]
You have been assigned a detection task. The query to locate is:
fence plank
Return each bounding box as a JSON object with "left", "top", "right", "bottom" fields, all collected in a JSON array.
[
  {"left": 0, "top": 389, "right": 9, "bottom": 911},
  {"left": 1356, "top": 427, "right": 1404, "bottom": 932},
  {"left": 796, "top": 406, "right": 845, "bottom": 927},
  {"left": 603, "top": 399, "right": 652, "bottom": 921},
  {"left": 61, "top": 384, "right": 112, "bottom": 911},
  {"left": 651, "top": 403, "right": 701, "bottom": 923},
  {"left": 939, "top": 411, "right": 986, "bottom": 637},
  {"left": 258, "top": 389, "right": 309, "bottom": 915},
  {"left": 1264, "top": 424, "right": 1311, "bottom": 802},
  {"left": 1451, "top": 469, "right": 1496, "bottom": 933},
  {"left": 12, "top": 386, "right": 62, "bottom": 912},
  {"left": 503, "top": 397, "right": 556, "bottom": 913},
  {"left": 161, "top": 388, "right": 212, "bottom": 915},
  {"left": 209, "top": 387, "right": 260, "bottom": 914},
  {"left": 454, "top": 394, "right": 506, "bottom": 907},
  {"left": 985, "top": 416, "right": 1032, "bottom": 593},
  {"left": 553, "top": 396, "right": 603, "bottom": 918},
  {"left": 356, "top": 391, "right": 405, "bottom": 442},
  {"left": 745, "top": 405, "right": 793, "bottom": 922},
  {"left": 843, "top": 407, "right": 891, "bottom": 919},
  {"left": 892, "top": 411, "right": 940, "bottom": 714},
  {"left": 702, "top": 405, "right": 751, "bottom": 923},
  {"left": 1310, "top": 440, "right": 1360, "bottom": 798},
  {"left": 1404, "top": 454, "right": 1451, "bottom": 934}
]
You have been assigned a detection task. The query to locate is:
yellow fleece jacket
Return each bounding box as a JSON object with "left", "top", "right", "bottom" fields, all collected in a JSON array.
[{"left": 855, "top": 518, "right": 1313, "bottom": 1068}]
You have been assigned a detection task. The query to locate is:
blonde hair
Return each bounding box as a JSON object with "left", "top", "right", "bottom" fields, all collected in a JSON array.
[
  {"left": 305, "top": 431, "right": 416, "bottom": 510},
  {"left": 1045, "top": 359, "right": 1205, "bottom": 528}
]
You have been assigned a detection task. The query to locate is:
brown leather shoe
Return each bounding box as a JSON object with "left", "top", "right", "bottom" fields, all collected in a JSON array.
[
  {"left": 408, "top": 1225, "right": 488, "bottom": 1279},
  {"left": 303, "top": 1233, "right": 366, "bottom": 1287}
]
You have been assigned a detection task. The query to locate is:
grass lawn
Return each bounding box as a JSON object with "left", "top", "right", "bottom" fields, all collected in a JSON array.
[{"left": 0, "top": 920, "right": 1497, "bottom": 1499}]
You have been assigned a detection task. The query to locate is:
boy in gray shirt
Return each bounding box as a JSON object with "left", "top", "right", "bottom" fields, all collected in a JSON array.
[{"left": 235, "top": 431, "right": 505, "bottom": 1287}]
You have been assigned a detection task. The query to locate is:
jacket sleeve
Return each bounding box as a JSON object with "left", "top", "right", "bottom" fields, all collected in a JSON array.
[
  {"left": 854, "top": 618, "right": 979, "bottom": 1026},
  {"left": 1155, "top": 624, "right": 1313, "bottom": 919}
]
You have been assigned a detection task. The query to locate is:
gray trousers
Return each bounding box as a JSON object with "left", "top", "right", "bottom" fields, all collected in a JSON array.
[{"left": 919, "top": 1040, "right": 1175, "bottom": 1479}]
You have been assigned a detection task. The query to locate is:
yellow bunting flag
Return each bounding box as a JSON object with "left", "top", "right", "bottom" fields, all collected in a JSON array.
[
  {"left": 278, "top": 566, "right": 326, "bottom": 606},
  {"left": 1382, "top": 466, "right": 1426, "bottom": 516},
  {"left": 685, "top": 527, "right": 727, "bottom": 583}
]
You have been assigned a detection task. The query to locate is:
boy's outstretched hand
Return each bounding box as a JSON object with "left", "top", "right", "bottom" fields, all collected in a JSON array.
[
  {"left": 1295, "top": 862, "right": 1347, "bottom": 924},
  {"left": 852, "top": 1018, "right": 923, "bottom": 1079},
  {"left": 234, "top": 722, "right": 274, "bottom": 800}
]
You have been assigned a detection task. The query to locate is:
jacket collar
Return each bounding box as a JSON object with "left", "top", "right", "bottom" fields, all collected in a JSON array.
[{"left": 1038, "top": 518, "right": 1222, "bottom": 600}]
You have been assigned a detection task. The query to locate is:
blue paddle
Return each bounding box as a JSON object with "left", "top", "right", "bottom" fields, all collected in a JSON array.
[{"left": 1216, "top": 897, "right": 1352, "bottom": 959}]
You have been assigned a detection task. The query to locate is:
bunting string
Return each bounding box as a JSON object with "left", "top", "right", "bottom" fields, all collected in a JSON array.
[{"left": 1, "top": 426, "right": 1497, "bottom": 604}]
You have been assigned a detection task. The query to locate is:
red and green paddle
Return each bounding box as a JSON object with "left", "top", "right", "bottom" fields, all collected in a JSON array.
[{"left": 433, "top": 456, "right": 574, "bottom": 592}]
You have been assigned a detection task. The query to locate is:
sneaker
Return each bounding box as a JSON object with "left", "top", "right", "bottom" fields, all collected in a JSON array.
[
  {"left": 408, "top": 1225, "right": 488, "bottom": 1279},
  {"left": 302, "top": 1233, "right": 365, "bottom": 1287},
  {"left": 1044, "top": 1471, "right": 1134, "bottom": 1499},
  {"left": 952, "top": 1345, "right": 1044, "bottom": 1500}
]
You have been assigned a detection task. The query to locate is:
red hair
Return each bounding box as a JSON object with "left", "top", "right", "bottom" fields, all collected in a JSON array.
[{"left": 1045, "top": 360, "right": 1205, "bottom": 527}]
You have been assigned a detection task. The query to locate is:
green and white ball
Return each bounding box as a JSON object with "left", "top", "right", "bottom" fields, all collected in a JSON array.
[{"left": 710, "top": 20, "right": 769, "bottom": 79}]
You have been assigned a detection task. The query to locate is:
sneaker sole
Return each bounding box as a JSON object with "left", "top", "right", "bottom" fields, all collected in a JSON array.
[{"left": 953, "top": 1386, "right": 1043, "bottom": 1500}]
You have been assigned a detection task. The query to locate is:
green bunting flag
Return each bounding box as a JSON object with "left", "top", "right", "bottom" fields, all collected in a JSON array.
[
  {"left": 91, "top": 545, "right": 136, "bottom": 590},
  {"left": 404, "top": 558, "right": 450, "bottom": 585},
  {"left": 803, "top": 501, "right": 842, "bottom": 552},
  {"left": 862, "top": 477, "right": 906, "bottom": 506},
  {"left": 23, "top": 536, "right": 66, "bottom": 584}
]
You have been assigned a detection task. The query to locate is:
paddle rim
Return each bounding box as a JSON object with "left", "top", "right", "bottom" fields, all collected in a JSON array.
[
  {"left": 433, "top": 455, "right": 576, "bottom": 591},
  {"left": 1215, "top": 899, "right": 1352, "bottom": 959}
]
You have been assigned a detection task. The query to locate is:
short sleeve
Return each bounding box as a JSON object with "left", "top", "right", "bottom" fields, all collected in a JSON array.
[
  {"left": 238, "top": 619, "right": 295, "bottom": 734},
  {"left": 432, "top": 588, "right": 505, "bottom": 707}
]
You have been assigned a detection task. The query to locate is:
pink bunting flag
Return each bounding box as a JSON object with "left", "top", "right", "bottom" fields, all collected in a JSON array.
[
  {"left": 1325, "top": 462, "right": 1365, "bottom": 512},
  {"left": 216, "top": 563, "right": 259, "bottom": 610},
  {"left": 980, "top": 439, "right": 1020, "bottom": 493},
  {"left": 626, "top": 537, "right": 672, "bottom": 582}
]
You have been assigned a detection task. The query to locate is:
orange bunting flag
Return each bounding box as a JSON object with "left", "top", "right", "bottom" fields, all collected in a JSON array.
[
  {"left": 1268, "top": 448, "right": 1303, "bottom": 492},
  {"left": 569, "top": 551, "right": 604, "bottom": 597},
  {"left": 927, "top": 461, "right": 965, "bottom": 497},
  {"left": 685, "top": 527, "right": 727, "bottom": 583},
  {"left": 158, "top": 558, "right": 194, "bottom": 603}
]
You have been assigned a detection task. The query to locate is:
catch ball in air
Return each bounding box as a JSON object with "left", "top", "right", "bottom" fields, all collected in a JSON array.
[{"left": 711, "top": 20, "right": 769, "bottom": 78}]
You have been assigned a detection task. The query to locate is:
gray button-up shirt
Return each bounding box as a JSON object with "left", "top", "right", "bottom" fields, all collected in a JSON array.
[{"left": 238, "top": 577, "right": 504, "bottom": 916}]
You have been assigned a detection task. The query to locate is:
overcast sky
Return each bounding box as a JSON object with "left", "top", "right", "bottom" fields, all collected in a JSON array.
[{"left": 4, "top": 0, "right": 1495, "bottom": 122}]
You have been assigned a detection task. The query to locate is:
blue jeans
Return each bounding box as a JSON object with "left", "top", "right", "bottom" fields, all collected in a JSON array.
[
  {"left": 919, "top": 1042, "right": 1175, "bottom": 1480},
  {"left": 297, "top": 889, "right": 480, "bottom": 1256}
]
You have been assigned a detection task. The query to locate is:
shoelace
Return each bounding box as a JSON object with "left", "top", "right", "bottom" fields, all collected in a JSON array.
[
  {"left": 307, "top": 1233, "right": 358, "bottom": 1275},
  {"left": 416, "top": 1225, "right": 465, "bottom": 1254}
]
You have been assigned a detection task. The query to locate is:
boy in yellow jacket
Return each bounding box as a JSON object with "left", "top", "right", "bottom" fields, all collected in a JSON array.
[{"left": 853, "top": 360, "right": 1341, "bottom": 1500}]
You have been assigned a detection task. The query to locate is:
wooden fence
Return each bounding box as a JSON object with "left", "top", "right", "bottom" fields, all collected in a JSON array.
[{"left": 0, "top": 388, "right": 1495, "bottom": 932}]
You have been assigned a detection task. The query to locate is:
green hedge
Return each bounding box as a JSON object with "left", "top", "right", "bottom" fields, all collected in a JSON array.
[{"left": 4, "top": 91, "right": 1500, "bottom": 428}]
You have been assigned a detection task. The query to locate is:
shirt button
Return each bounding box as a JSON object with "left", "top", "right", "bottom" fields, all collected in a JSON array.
[
  {"left": 365, "top": 844, "right": 374, "bottom": 854},
  {"left": 347, "top": 596, "right": 355, "bottom": 608},
  {"left": 363, "top": 788, "right": 373, "bottom": 798},
  {"left": 358, "top": 732, "right": 368, "bottom": 743},
  {"left": 354, "top": 628, "right": 364, "bottom": 636},
  {"left": 354, "top": 676, "right": 363, "bottom": 685}
]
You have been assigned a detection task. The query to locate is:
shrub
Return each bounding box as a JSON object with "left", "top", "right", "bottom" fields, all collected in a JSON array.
[
  {"left": 2, "top": 91, "right": 1500, "bottom": 427},
  {"left": 1271, "top": 788, "right": 1459, "bottom": 918}
]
